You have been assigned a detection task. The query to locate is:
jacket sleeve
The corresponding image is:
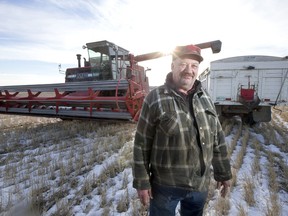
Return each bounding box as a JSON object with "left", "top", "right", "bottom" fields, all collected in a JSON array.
[
  {"left": 132, "top": 96, "right": 156, "bottom": 190},
  {"left": 212, "top": 117, "right": 232, "bottom": 182}
]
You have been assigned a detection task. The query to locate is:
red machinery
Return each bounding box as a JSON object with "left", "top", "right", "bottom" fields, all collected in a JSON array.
[{"left": 0, "top": 40, "right": 221, "bottom": 121}]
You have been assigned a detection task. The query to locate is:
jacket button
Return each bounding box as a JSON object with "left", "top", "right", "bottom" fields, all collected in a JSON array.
[{"left": 202, "top": 142, "right": 205, "bottom": 145}]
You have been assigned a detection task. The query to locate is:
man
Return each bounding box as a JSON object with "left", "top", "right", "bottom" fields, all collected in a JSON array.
[{"left": 132, "top": 44, "right": 232, "bottom": 216}]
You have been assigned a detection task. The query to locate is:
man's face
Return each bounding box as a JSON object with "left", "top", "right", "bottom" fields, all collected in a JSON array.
[{"left": 171, "top": 57, "right": 199, "bottom": 92}]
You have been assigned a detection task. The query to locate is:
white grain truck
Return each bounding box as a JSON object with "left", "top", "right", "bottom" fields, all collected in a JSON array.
[{"left": 199, "top": 55, "right": 288, "bottom": 123}]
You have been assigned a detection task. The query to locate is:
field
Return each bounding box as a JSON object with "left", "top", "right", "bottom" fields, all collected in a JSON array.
[{"left": 0, "top": 106, "right": 288, "bottom": 216}]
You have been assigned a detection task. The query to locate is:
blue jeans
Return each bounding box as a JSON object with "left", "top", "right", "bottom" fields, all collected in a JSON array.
[{"left": 149, "top": 183, "right": 208, "bottom": 216}]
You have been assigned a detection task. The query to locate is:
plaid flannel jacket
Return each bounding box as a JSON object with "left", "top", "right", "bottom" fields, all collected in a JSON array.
[{"left": 132, "top": 76, "right": 232, "bottom": 191}]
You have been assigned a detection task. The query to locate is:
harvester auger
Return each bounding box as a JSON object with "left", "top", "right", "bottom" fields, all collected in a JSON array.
[{"left": 0, "top": 40, "right": 221, "bottom": 121}]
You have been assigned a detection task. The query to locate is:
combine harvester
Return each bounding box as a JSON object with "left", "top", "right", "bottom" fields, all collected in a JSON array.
[
  {"left": 199, "top": 55, "right": 288, "bottom": 123},
  {"left": 0, "top": 40, "right": 221, "bottom": 121}
]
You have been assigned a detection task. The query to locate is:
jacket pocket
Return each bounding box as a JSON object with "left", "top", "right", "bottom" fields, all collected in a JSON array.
[
  {"left": 205, "top": 108, "right": 217, "bottom": 117},
  {"left": 197, "top": 108, "right": 217, "bottom": 147},
  {"left": 158, "top": 111, "right": 179, "bottom": 136}
]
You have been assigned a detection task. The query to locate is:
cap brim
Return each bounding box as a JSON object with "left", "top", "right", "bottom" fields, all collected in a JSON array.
[{"left": 177, "top": 53, "right": 203, "bottom": 63}]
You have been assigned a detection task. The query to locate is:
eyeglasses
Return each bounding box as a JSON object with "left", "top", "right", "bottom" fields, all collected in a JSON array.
[{"left": 177, "top": 62, "right": 199, "bottom": 70}]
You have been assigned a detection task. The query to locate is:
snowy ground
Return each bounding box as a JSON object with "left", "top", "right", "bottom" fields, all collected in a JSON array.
[{"left": 0, "top": 107, "right": 287, "bottom": 216}]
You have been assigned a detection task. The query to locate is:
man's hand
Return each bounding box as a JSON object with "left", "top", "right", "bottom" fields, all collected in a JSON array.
[
  {"left": 217, "top": 180, "right": 230, "bottom": 198},
  {"left": 137, "top": 189, "right": 153, "bottom": 206}
]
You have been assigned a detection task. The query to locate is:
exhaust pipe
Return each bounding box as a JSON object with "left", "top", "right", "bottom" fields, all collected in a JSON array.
[{"left": 76, "top": 54, "right": 81, "bottom": 68}]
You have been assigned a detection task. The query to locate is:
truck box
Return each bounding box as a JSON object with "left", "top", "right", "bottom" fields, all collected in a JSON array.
[{"left": 199, "top": 55, "right": 288, "bottom": 122}]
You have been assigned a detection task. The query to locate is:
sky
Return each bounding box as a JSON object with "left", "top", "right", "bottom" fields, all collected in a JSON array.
[{"left": 0, "top": 0, "right": 288, "bottom": 86}]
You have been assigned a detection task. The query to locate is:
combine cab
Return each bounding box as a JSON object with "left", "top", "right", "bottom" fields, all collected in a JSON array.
[{"left": 0, "top": 40, "right": 221, "bottom": 121}]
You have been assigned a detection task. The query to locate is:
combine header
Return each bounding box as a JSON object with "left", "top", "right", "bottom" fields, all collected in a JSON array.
[{"left": 0, "top": 40, "right": 221, "bottom": 121}]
